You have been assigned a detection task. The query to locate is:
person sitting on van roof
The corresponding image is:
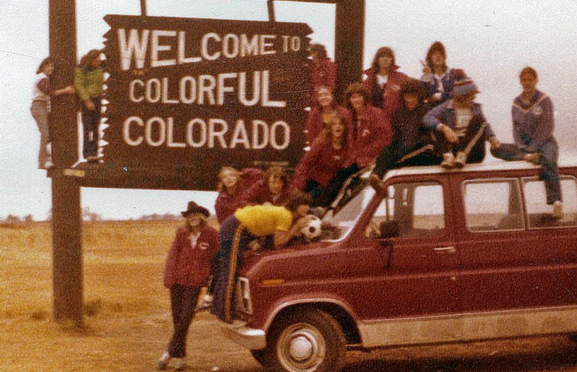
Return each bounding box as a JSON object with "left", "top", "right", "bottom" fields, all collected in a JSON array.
[
  {"left": 423, "top": 69, "right": 501, "bottom": 169},
  {"left": 491, "top": 67, "right": 563, "bottom": 219},
  {"left": 210, "top": 191, "right": 313, "bottom": 323},
  {"left": 371, "top": 79, "right": 440, "bottom": 183}
]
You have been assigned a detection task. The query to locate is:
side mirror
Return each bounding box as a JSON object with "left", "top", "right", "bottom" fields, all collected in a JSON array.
[{"left": 380, "top": 220, "right": 399, "bottom": 239}]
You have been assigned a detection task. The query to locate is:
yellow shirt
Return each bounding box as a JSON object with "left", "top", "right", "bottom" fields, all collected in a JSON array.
[{"left": 234, "top": 205, "right": 293, "bottom": 237}]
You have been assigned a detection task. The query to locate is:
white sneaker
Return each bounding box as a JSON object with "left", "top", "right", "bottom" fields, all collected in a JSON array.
[
  {"left": 523, "top": 152, "right": 540, "bottom": 165},
  {"left": 174, "top": 358, "right": 187, "bottom": 371},
  {"left": 441, "top": 153, "right": 455, "bottom": 169},
  {"left": 196, "top": 294, "right": 213, "bottom": 311},
  {"left": 157, "top": 351, "right": 171, "bottom": 370},
  {"left": 454, "top": 152, "right": 467, "bottom": 168},
  {"left": 553, "top": 201, "right": 564, "bottom": 219}
]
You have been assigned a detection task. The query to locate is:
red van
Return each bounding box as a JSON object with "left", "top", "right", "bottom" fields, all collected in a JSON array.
[{"left": 221, "top": 160, "right": 577, "bottom": 372}]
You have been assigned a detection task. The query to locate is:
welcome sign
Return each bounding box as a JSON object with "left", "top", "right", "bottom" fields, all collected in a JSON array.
[{"left": 103, "top": 15, "right": 312, "bottom": 174}]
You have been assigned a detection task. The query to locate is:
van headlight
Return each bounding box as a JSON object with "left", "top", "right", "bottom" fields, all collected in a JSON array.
[{"left": 234, "top": 277, "right": 253, "bottom": 314}]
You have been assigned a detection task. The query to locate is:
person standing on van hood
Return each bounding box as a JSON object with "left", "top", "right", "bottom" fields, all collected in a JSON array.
[
  {"left": 491, "top": 67, "right": 563, "bottom": 218},
  {"left": 214, "top": 167, "right": 265, "bottom": 224},
  {"left": 211, "top": 191, "right": 312, "bottom": 323},
  {"left": 423, "top": 69, "right": 500, "bottom": 169},
  {"left": 158, "top": 201, "right": 220, "bottom": 371}
]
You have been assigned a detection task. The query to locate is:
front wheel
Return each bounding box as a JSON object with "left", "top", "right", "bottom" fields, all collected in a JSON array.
[{"left": 262, "top": 308, "right": 346, "bottom": 372}]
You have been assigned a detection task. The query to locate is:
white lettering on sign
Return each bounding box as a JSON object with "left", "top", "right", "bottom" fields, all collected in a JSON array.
[
  {"left": 123, "top": 116, "right": 291, "bottom": 150},
  {"left": 127, "top": 70, "right": 286, "bottom": 107},
  {"left": 151, "top": 30, "right": 177, "bottom": 68},
  {"left": 116, "top": 29, "right": 290, "bottom": 70},
  {"left": 118, "top": 29, "right": 149, "bottom": 70}
]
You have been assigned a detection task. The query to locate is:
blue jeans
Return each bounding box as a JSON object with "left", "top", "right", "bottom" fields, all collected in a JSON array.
[{"left": 491, "top": 139, "right": 561, "bottom": 204}]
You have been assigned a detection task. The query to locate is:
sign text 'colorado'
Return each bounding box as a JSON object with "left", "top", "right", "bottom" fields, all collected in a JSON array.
[{"left": 103, "top": 15, "right": 311, "bottom": 171}]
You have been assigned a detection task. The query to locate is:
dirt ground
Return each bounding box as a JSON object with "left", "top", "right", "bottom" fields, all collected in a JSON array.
[{"left": 1, "top": 221, "right": 577, "bottom": 372}]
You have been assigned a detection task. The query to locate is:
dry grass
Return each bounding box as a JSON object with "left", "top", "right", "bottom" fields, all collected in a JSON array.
[{"left": 0, "top": 220, "right": 259, "bottom": 372}]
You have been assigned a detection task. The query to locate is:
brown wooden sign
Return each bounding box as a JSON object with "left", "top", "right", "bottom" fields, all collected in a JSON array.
[{"left": 103, "top": 15, "right": 312, "bottom": 177}]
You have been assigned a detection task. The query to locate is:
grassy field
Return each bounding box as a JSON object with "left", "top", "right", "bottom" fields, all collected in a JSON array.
[
  {"left": 0, "top": 220, "right": 259, "bottom": 372},
  {"left": 2, "top": 221, "right": 577, "bottom": 372}
]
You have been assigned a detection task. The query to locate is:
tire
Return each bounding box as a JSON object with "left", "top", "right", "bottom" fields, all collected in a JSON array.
[
  {"left": 262, "top": 308, "right": 346, "bottom": 372},
  {"left": 251, "top": 350, "right": 265, "bottom": 366}
]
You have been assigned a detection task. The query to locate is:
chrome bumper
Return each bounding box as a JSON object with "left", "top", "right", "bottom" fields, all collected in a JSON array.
[{"left": 222, "top": 321, "right": 266, "bottom": 350}]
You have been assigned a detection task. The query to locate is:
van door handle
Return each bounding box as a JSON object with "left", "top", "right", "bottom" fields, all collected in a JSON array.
[{"left": 433, "top": 246, "right": 456, "bottom": 254}]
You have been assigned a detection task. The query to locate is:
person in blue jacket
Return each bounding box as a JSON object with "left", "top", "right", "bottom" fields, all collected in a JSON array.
[
  {"left": 423, "top": 69, "right": 501, "bottom": 169},
  {"left": 492, "top": 67, "right": 563, "bottom": 218}
]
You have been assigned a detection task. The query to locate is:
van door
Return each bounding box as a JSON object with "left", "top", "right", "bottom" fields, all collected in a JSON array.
[
  {"left": 456, "top": 174, "right": 577, "bottom": 340},
  {"left": 521, "top": 175, "right": 577, "bottom": 306},
  {"left": 357, "top": 177, "right": 461, "bottom": 344}
]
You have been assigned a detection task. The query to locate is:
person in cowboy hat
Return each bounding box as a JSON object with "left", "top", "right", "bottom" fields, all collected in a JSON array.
[
  {"left": 158, "top": 201, "right": 219, "bottom": 371},
  {"left": 423, "top": 69, "right": 501, "bottom": 169}
]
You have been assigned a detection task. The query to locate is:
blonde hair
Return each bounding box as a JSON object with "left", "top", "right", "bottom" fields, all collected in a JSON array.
[{"left": 217, "top": 166, "right": 240, "bottom": 193}]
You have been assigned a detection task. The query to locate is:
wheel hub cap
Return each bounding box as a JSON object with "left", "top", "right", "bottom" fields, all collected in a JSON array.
[{"left": 289, "top": 335, "right": 314, "bottom": 361}]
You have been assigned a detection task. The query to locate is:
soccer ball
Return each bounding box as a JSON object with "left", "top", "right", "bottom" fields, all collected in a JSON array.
[{"left": 300, "top": 215, "right": 322, "bottom": 241}]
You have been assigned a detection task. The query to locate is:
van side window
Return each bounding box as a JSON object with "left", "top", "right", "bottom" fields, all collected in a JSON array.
[
  {"left": 523, "top": 176, "right": 577, "bottom": 228},
  {"left": 463, "top": 179, "right": 524, "bottom": 232},
  {"left": 366, "top": 182, "right": 445, "bottom": 239}
]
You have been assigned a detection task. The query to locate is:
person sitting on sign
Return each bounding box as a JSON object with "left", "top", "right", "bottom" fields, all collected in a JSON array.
[
  {"left": 421, "top": 41, "right": 458, "bottom": 106},
  {"left": 244, "top": 166, "right": 291, "bottom": 206},
  {"left": 309, "top": 43, "right": 337, "bottom": 94},
  {"left": 363, "top": 47, "right": 409, "bottom": 124},
  {"left": 158, "top": 201, "right": 219, "bottom": 371},
  {"left": 31, "top": 57, "right": 75, "bottom": 169},
  {"left": 306, "top": 85, "right": 350, "bottom": 145},
  {"left": 423, "top": 69, "right": 500, "bottom": 169},
  {"left": 370, "top": 79, "right": 440, "bottom": 185},
  {"left": 314, "top": 82, "right": 391, "bottom": 207},
  {"left": 293, "top": 114, "right": 349, "bottom": 200},
  {"left": 74, "top": 49, "right": 104, "bottom": 163},
  {"left": 214, "top": 166, "right": 264, "bottom": 224},
  {"left": 491, "top": 67, "right": 563, "bottom": 219},
  {"left": 211, "top": 191, "right": 312, "bottom": 323}
]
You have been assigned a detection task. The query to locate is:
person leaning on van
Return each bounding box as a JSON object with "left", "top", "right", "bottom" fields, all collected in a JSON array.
[
  {"left": 158, "top": 201, "right": 220, "bottom": 371},
  {"left": 491, "top": 67, "right": 563, "bottom": 219},
  {"left": 423, "top": 69, "right": 501, "bottom": 169}
]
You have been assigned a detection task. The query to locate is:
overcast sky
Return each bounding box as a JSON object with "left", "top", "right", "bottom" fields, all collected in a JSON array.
[{"left": 1, "top": 0, "right": 577, "bottom": 220}]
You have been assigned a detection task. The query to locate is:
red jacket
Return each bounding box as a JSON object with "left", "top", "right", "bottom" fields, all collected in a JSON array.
[
  {"left": 293, "top": 139, "right": 348, "bottom": 189},
  {"left": 215, "top": 168, "right": 264, "bottom": 224},
  {"left": 363, "top": 67, "right": 408, "bottom": 123},
  {"left": 310, "top": 58, "right": 337, "bottom": 92},
  {"left": 244, "top": 182, "right": 291, "bottom": 206},
  {"left": 306, "top": 105, "right": 351, "bottom": 145},
  {"left": 347, "top": 104, "right": 392, "bottom": 168},
  {"left": 163, "top": 225, "right": 220, "bottom": 288}
]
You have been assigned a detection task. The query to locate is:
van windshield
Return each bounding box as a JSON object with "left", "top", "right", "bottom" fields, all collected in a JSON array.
[{"left": 321, "top": 185, "right": 376, "bottom": 241}]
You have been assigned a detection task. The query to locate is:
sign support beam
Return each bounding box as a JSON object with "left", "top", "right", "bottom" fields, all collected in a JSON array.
[
  {"left": 335, "top": 0, "right": 365, "bottom": 99},
  {"left": 49, "top": 0, "right": 84, "bottom": 324}
]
